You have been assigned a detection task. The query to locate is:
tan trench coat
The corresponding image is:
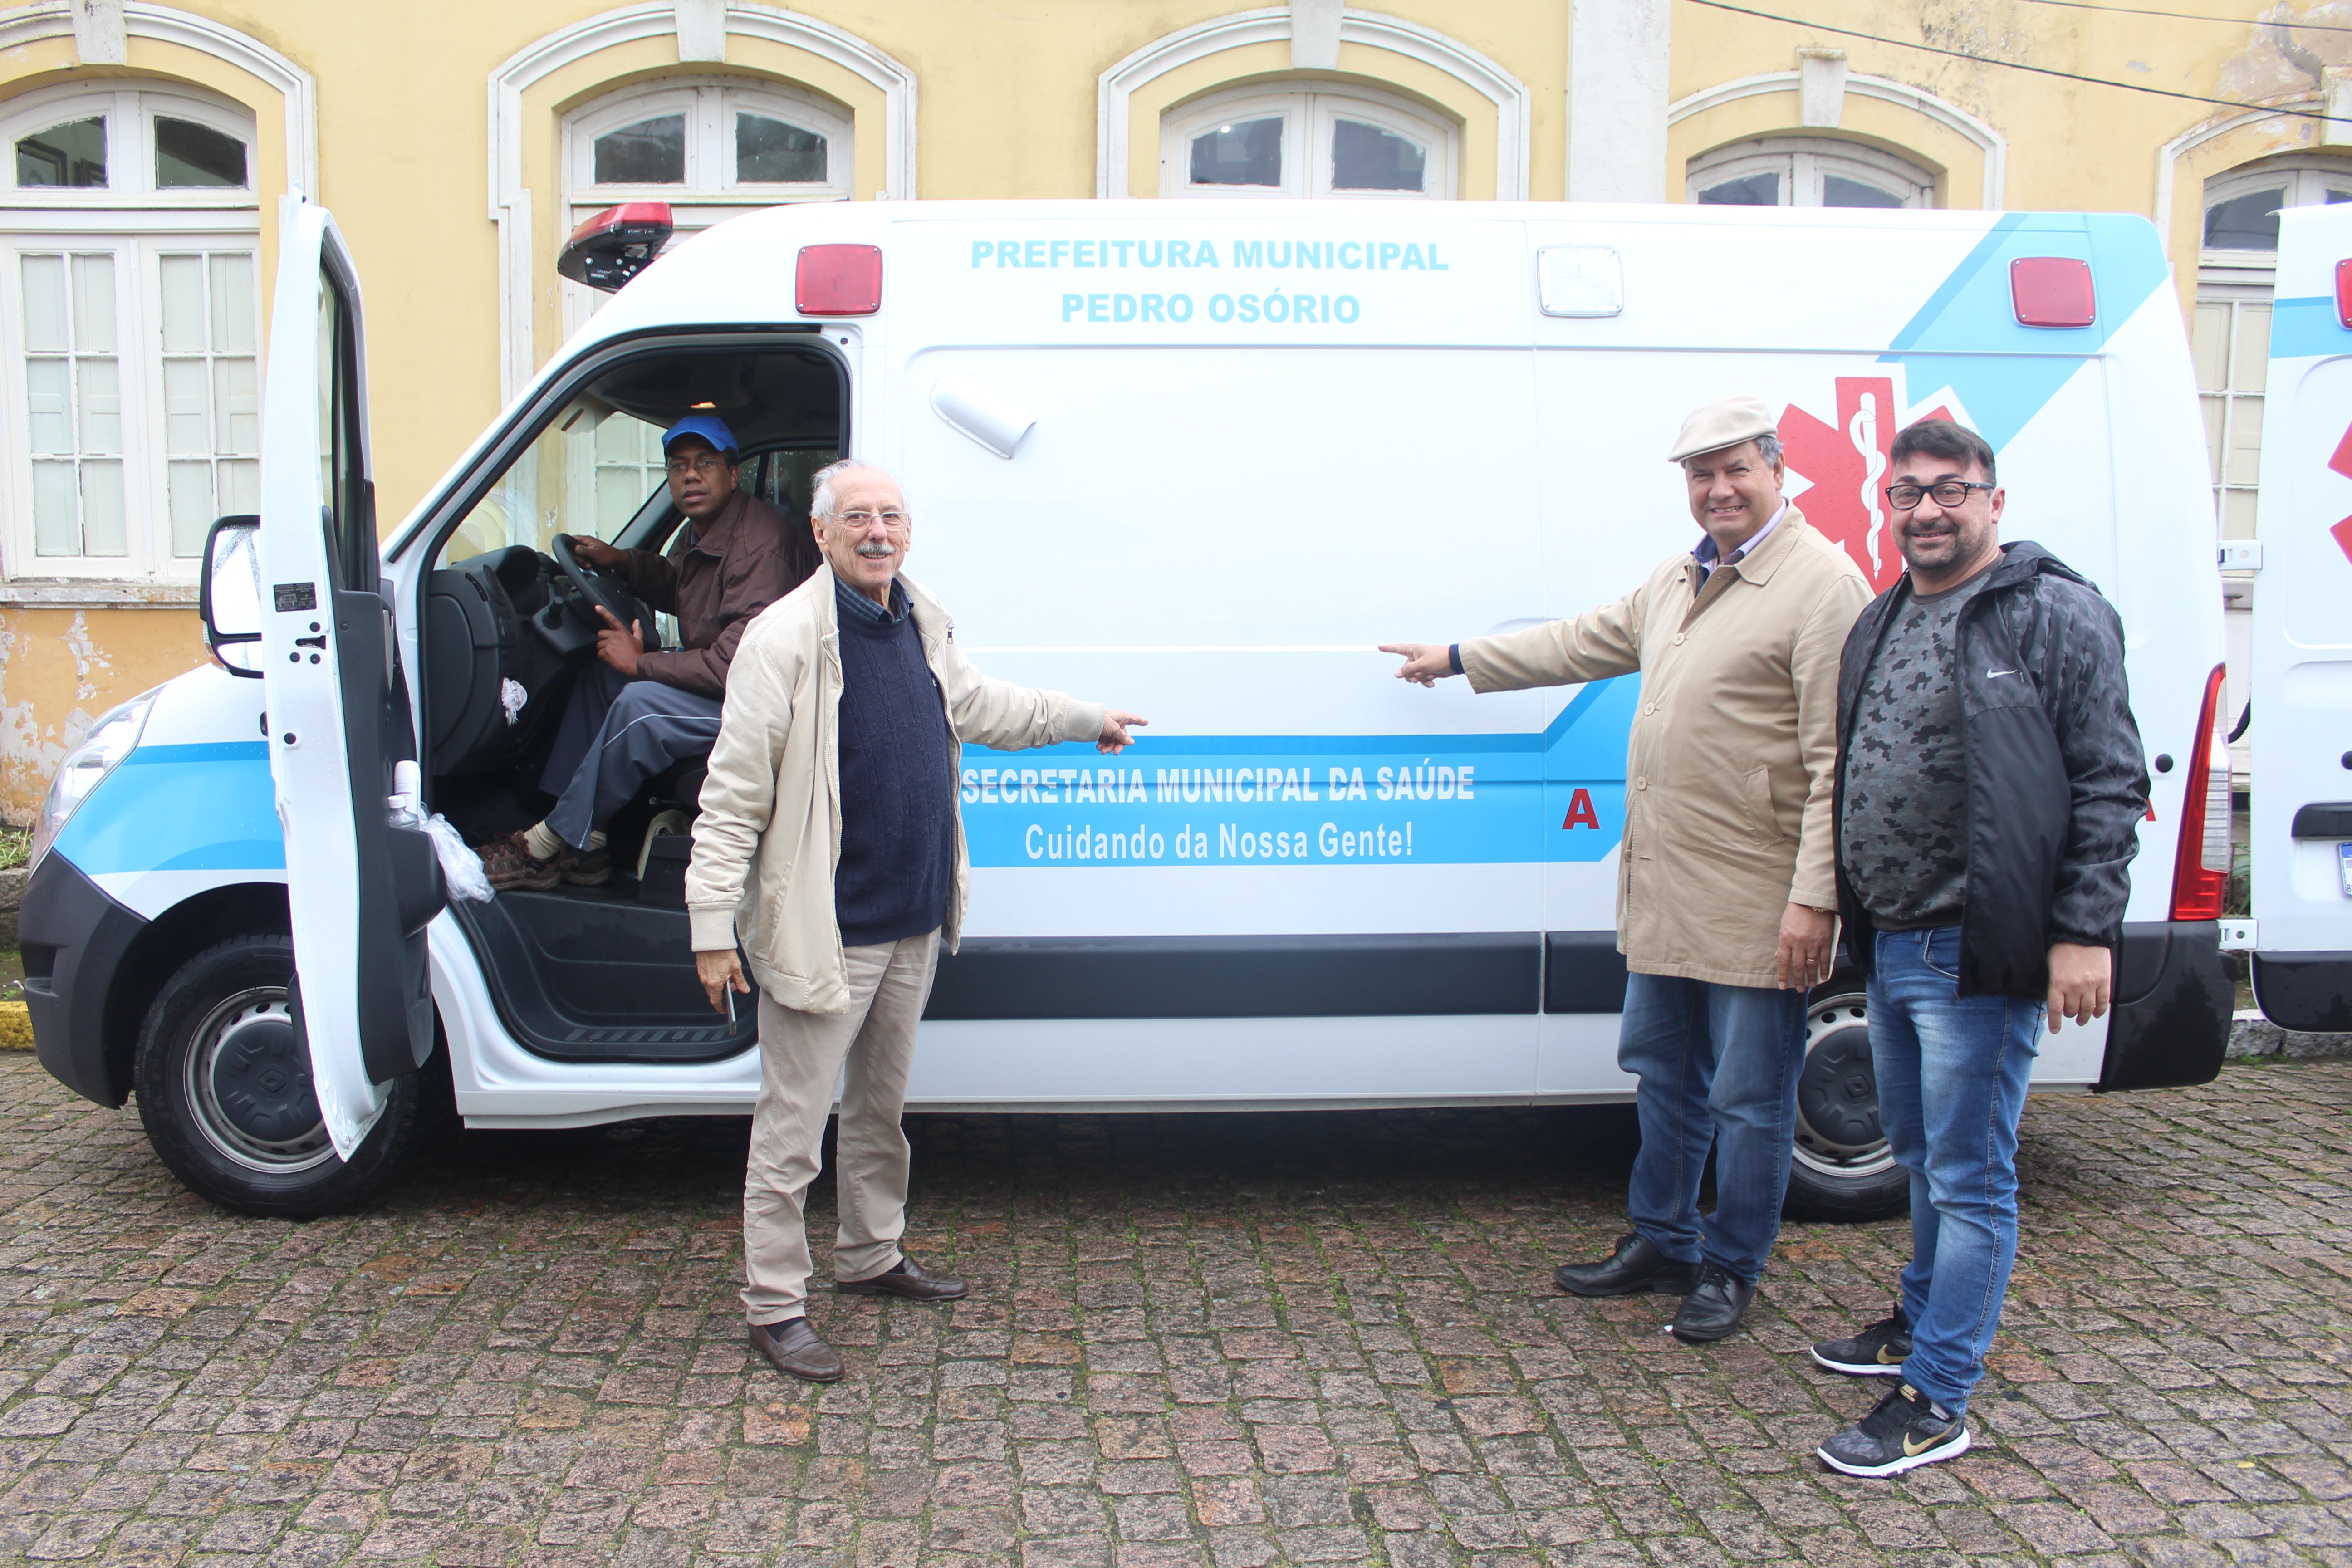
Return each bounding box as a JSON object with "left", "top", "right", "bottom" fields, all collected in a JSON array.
[
  {"left": 1460, "top": 509, "right": 1871, "bottom": 988},
  {"left": 686, "top": 562, "right": 1108, "bottom": 1013}
]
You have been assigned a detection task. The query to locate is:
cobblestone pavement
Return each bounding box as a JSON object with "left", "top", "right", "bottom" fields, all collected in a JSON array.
[{"left": 3, "top": 1053, "right": 2352, "bottom": 1568}]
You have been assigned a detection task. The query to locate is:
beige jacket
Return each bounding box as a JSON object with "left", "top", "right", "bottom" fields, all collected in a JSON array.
[
  {"left": 1460, "top": 509, "right": 1870, "bottom": 988},
  {"left": 686, "top": 563, "right": 1107, "bottom": 1013}
]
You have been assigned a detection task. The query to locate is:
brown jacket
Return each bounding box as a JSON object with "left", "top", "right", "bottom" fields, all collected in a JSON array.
[
  {"left": 1459, "top": 509, "right": 1871, "bottom": 988},
  {"left": 610, "top": 490, "right": 805, "bottom": 698}
]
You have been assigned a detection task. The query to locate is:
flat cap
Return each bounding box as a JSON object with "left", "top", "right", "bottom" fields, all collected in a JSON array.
[{"left": 1667, "top": 393, "right": 1777, "bottom": 463}]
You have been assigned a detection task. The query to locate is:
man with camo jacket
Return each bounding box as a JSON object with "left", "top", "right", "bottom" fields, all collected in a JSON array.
[{"left": 1808, "top": 418, "right": 2147, "bottom": 1478}]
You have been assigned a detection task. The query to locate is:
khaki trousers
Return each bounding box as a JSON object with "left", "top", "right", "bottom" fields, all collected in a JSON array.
[{"left": 742, "top": 930, "right": 939, "bottom": 1325}]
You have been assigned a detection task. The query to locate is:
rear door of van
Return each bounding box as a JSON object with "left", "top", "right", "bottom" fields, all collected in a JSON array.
[{"left": 2250, "top": 205, "right": 2352, "bottom": 1031}]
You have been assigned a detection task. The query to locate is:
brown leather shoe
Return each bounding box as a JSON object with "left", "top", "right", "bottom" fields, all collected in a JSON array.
[
  {"left": 749, "top": 1317, "right": 843, "bottom": 1382},
  {"left": 837, "top": 1255, "right": 969, "bottom": 1301}
]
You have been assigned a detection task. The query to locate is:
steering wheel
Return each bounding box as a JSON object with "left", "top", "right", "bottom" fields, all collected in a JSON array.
[{"left": 549, "top": 534, "right": 652, "bottom": 643}]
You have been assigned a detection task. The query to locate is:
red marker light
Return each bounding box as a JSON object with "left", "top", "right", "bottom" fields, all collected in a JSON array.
[
  {"left": 2335, "top": 258, "right": 2352, "bottom": 327},
  {"left": 797, "top": 244, "right": 882, "bottom": 316},
  {"left": 2010, "top": 256, "right": 2095, "bottom": 329},
  {"left": 2169, "top": 663, "right": 2230, "bottom": 922}
]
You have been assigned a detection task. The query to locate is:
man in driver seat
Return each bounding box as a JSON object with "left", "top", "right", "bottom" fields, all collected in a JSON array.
[{"left": 482, "top": 414, "right": 804, "bottom": 889}]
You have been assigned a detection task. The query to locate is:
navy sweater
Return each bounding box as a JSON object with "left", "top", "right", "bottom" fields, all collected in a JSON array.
[{"left": 833, "top": 578, "right": 956, "bottom": 946}]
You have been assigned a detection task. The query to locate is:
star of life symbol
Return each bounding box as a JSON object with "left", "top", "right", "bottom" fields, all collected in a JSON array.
[
  {"left": 1777, "top": 375, "right": 1955, "bottom": 593},
  {"left": 2325, "top": 418, "right": 2352, "bottom": 566}
]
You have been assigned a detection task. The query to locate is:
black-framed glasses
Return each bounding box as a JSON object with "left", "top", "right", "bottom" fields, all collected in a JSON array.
[{"left": 1884, "top": 480, "right": 1995, "bottom": 509}]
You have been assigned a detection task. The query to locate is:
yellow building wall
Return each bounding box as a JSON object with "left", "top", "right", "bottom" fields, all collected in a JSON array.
[
  {"left": 0, "top": 610, "right": 207, "bottom": 819},
  {"left": 0, "top": 0, "right": 2333, "bottom": 818}
]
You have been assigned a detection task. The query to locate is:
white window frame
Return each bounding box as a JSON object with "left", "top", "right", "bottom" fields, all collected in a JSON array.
[
  {"left": 564, "top": 77, "right": 852, "bottom": 223},
  {"left": 1, "top": 86, "right": 260, "bottom": 583},
  {"left": 1160, "top": 85, "right": 1459, "bottom": 200},
  {"left": 0, "top": 229, "right": 262, "bottom": 582},
  {"left": 2200, "top": 159, "right": 2352, "bottom": 270},
  {"left": 4, "top": 83, "right": 256, "bottom": 213},
  {"left": 561, "top": 78, "right": 852, "bottom": 338},
  {"left": 1686, "top": 136, "right": 1935, "bottom": 208}
]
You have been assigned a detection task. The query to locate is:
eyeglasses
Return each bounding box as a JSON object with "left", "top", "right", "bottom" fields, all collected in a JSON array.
[
  {"left": 665, "top": 454, "right": 730, "bottom": 478},
  {"left": 832, "top": 509, "right": 910, "bottom": 529},
  {"left": 1884, "top": 480, "right": 1995, "bottom": 510}
]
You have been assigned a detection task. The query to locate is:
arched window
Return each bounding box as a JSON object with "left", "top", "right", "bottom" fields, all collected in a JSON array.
[
  {"left": 1161, "top": 86, "right": 1458, "bottom": 200},
  {"left": 1686, "top": 137, "right": 1935, "bottom": 208},
  {"left": 559, "top": 78, "right": 851, "bottom": 335},
  {"left": 566, "top": 78, "right": 850, "bottom": 226},
  {"left": 2195, "top": 158, "right": 2352, "bottom": 544},
  {"left": 0, "top": 85, "right": 259, "bottom": 579}
]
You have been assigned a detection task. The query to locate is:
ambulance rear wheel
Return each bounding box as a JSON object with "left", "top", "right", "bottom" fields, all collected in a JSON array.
[
  {"left": 133, "top": 933, "right": 435, "bottom": 1220},
  {"left": 1784, "top": 991, "right": 1910, "bottom": 1223}
]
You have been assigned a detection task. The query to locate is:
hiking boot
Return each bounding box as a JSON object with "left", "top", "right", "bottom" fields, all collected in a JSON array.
[
  {"left": 1817, "top": 1383, "right": 1970, "bottom": 1477},
  {"left": 560, "top": 843, "right": 611, "bottom": 886},
  {"left": 480, "top": 832, "right": 559, "bottom": 892},
  {"left": 1812, "top": 1306, "right": 1912, "bottom": 1377}
]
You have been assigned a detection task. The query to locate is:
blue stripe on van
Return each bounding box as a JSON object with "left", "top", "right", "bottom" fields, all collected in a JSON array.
[
  {"left": 1879, "top": 212, "right": 2171, "bottom": 451},
  {"left": 51, "top": 742, "right": 284, "bottom": 875},
  {"left": 2269, "top": 295, "right": 2351, "bottom": 361},
  {"left": 960, "top": 675, "right": 1637, "bottom": 867}
]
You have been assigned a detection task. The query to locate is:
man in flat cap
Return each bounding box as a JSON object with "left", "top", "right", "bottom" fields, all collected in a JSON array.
[{"left": 1382, "top": 394, "right": 1871, "bottom": 1343}]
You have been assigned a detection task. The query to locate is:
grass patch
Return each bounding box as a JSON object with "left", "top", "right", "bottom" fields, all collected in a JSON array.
[{"left": 0, "top": 824, "right": 25, "bottom": 872}]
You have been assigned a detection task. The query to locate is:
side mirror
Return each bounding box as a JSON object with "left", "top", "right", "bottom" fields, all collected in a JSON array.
[{"left": 201, "top": 514, "right": 265, "bottom": 679}]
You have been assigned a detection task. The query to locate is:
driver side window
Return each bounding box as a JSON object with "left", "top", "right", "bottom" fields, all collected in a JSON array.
[{"left": 438, "top": 398, "right": 670, "bottom": 567}]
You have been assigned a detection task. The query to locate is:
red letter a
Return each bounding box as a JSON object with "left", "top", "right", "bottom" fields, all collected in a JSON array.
[{"left": 1561, "top": 788, "right": 1600, "bottom": 830}]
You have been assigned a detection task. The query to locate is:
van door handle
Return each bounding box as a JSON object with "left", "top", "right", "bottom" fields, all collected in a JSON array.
[{"left": 2290, "top": 803, "right": 2352, "bottom": 838}]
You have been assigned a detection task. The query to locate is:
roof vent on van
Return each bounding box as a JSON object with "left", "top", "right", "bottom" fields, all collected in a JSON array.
[
  {"left": 797, "top": 244, "right": 882, "bottom": 316},
  {"left": 2009, "top": 256, "right": 2094, "bottom": 328}
]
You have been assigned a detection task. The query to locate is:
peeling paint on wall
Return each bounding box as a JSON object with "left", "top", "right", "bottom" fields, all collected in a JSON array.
[
  {"left": 2220, "top": 2, "right": 2352, "bottom": 104},
  {"left": 0, "top": 608, "right": 205, "bottom": 824}
]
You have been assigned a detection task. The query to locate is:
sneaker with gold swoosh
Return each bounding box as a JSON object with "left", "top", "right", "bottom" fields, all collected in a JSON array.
[
  {"left": 1810, "top": 1306, "right": 1911, "bottom": 1377},
  {"left": 1817, "top": 1383, "right": 1970, "bottom": 1477}
]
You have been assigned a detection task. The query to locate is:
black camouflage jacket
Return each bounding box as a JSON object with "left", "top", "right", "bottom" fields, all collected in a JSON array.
[{"left": 1833, "top": 543, "right": 2149, "bottom": 1000}]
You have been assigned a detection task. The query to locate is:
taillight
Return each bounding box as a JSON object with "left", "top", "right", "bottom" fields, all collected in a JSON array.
[
  {"left": 2337, "top": 258, "right": 2352, "bottom": 328},
  {"left": 2010, "top": 256, "right": 2095, "bottom": 328},
  {"left": 2170, "top": 663, "right": 2231, "bottom": 921},
  {"left": 797, "top": 244, "right": 882, "bottom": 315}
]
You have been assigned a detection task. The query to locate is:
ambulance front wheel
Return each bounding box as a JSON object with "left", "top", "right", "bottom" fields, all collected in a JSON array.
[
  {"left": 1784, "top": 990, "right": 1910, "bottom": 1223},
  {"left": 133, "top": 932, "right": 443, "bottom": 1219}
]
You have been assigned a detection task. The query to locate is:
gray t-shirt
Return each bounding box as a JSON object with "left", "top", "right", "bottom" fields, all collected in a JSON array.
[{"left": 1840, "top": 569, "right": 1995, "bottom": 929}]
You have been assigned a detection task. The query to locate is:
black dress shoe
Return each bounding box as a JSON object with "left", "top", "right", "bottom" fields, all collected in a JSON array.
[
  {"left": 1668, "top": 1262, "right": 1756, "bottom": 1342},
  {"left": 750, "top": 1316, "right": 844, "bottom": 1382},
  {"left": 837, "top": 1254, "right": 969, "bottom": 1301},
  {"left": 1553, "top": 1233, "right": 1703, "bottom": 1297}
]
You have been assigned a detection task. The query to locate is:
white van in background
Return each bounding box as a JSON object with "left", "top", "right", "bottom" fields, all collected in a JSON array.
[
  {"left": 20, "top": 196, "right": 2234, "bottom": 1223},
  {"left": 2248, "top": 206, "right": 2352, "bottom": 1033}
]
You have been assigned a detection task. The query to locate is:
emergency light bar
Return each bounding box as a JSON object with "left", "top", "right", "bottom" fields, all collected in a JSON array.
[{"left": 558, "top": 202, "right": 673, "bottom": 293}]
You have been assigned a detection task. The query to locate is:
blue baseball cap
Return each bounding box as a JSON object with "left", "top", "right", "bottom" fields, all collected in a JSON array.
[{"left": 662, "top": 413, "right": 739, "bottom": 458}]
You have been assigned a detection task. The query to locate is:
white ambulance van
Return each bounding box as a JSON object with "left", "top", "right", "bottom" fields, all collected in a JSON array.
[
  {"left": 2248, "top": 205, "right": 2352, "bottom": 1033},
  {"left": 20, "top": 196, "right": 2234, "bottom": 1221}
]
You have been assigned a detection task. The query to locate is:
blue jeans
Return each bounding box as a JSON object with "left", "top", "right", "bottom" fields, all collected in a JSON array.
[
  {"left": 1618, "top": 972, "right": 1809, "bottom": 1286},
  {"left": 1870, "top": 926, "right": 2044, "bottom": 1413}
]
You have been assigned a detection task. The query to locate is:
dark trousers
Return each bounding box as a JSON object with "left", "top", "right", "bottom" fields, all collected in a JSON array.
[{"left": 539, "top": 662, "right": 722, "bottom": 849}]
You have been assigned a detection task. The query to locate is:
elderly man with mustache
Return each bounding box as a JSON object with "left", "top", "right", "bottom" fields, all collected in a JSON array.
[{"left": 687, "top": 458, "right": 1146, "bottom": 1383}]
